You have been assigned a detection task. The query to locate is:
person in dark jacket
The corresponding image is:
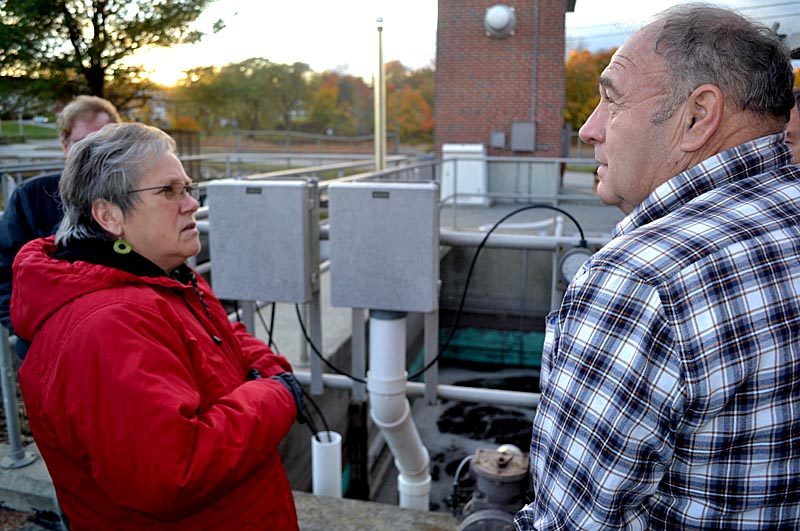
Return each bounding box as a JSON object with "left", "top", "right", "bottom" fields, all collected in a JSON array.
[
  {"left": 0, "top": 95, "right": 119, "bottom": 358},
  {"left": 13, "top": 122, "right": 302, "bottom": 529}
]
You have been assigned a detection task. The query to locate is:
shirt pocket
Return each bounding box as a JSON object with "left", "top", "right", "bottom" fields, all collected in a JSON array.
[{"left": 540, "top": 310, "right": 561, "bottom": 389}]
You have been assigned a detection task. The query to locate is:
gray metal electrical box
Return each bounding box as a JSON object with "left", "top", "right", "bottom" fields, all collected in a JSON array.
[
  {"left": 511, "top": 121, "right": 536, "bottom": 152},
  {"left": 490, "top": 131, "right": 506, "bottom": 149},
  {"left": 207, "top": 179, "right": 319, "bottom": 303},
  {"left": 329, "top": 182, "right": 439, "bottom": 313}
]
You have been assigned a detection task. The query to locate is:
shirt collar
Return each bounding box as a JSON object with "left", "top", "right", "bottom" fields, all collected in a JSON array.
[
  {"left": 55, "top": 236, "right": 193, "bottom": 284},
  {"left": 612, "top": 133, "right": 792, "bottom": 238}
]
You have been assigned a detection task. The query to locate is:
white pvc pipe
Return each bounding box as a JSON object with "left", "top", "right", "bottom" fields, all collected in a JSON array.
[
  {"left": 312, "top": 431, "right": 342, "bottom": 498},
  {"left": 368, "top": 312, "right": 431, "bottom": 510},
  {"left": 294, "top": 371, "right": 541, "bottom": 408}
]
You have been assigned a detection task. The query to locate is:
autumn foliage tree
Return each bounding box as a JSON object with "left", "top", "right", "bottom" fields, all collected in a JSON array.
[
  {"left": 564, "top": 48, "right": 615, "bottom": 130},
  {"left": 307, "top": 71, "right": 370, "bottom": 135},
  {"left": 0, "top": 0, "right": 219, "bottom": 109},
  {"left": 388, "top": 85, "right": 433, "bottom": 142},
  {"left": 385, "top": 60, "right": 434, "bottom": 143},
  {"left": 173, "top": 58, "right": 433, "bottom": 143}
]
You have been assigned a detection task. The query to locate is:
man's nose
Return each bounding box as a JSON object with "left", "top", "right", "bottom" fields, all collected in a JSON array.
[{"left": 579, "top": 104, "right": 606, "bottom": 146}]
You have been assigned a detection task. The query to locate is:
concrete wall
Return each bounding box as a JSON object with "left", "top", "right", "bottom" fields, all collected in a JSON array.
[
  {"left": 440, "top": 246, "right": 555, "bottom": 321},
  {"left": 488, "top": 159, "right": 560, "bottom": 201}
]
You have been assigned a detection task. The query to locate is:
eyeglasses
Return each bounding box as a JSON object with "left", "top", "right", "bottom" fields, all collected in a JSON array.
[{"left": 127, "top": 182, "right": 199, "bottom": 201}]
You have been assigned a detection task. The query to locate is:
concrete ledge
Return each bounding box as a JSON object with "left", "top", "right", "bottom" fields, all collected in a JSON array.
[
  {"left": 294, "top": 491, "right": 457, "bottom": 530},
  {"left": 1, "top": 443, "right": 458, "bottom": 530},
  {"left": 0, "top": 443, "right": 58, "bottom": 513}
]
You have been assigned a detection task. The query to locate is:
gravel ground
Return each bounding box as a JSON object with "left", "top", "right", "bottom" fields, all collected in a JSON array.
[{"left": 0, "top": 507, "right": 61, "bottom": 530}]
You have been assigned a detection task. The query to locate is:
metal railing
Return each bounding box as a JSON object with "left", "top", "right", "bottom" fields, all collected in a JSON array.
[{"left": 0, "top": 154, "right": 612, "bottom": 465}]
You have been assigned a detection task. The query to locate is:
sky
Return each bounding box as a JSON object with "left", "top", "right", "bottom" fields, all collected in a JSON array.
[{"left": 129, "top": 0, "right": 800, "bottom": 86}]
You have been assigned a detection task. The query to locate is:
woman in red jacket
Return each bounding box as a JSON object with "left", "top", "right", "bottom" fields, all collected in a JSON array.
[{"left": 12, "top": 123, "right": 301, "bottom": 530}]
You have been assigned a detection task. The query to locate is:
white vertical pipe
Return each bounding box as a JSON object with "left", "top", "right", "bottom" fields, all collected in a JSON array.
[
  {"left": 312, "top": 431, "right": 342, "bottom": 498},
  {"left": 368, "top": 311, "right": 431, "bottom": 510}
]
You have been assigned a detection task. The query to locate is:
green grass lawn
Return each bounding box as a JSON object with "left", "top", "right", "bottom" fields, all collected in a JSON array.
[
  {"left": 0, "top": 122, "right": 59, "bottom": 140},
  {"left": 565, "top": 163, "right": 597, "bottom": 173}
]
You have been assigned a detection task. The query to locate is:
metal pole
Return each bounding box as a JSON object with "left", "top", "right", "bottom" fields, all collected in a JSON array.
[
  {"left": 0, "top": 327, "right": 37, "bottom": 468},
  {"left": 423, "top": 310, "right": 439, "bottom": 405},
  {"left": 440, "top": 228, "right": 607, "bottom": 251},
  {"left": 240, "top": 300, "right": 255, "bottom": 333},
  {"left": 309, "top": 294, "right": 324, "bottom": 396},
  {"left": 299, "top": 303, "right": 309, "bottom": 366},
  {"left": 374, "top": 17, "right": 386, "bottom": 171},
  {"left": 351, "top": 308, "right": 367, "bottom": 401},
  {"left": 550, "top": 216, "right": 565, "bottom": 312}
]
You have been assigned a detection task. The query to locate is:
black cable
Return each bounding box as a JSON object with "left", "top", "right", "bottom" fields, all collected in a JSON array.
[
  {"left": 232, "top": 300, "right": 241, "bottom": 322},
  {"left": 300, "top": 385, "right": 333, "bottom": 443},
  {"left": 291, "top": 205, "right": 586, "bottom": 383},
  {"left": 301, "top": 402, "right": 322, "bottom": 443},
  {"left": 408, "top": 204, "right": 587, "bottom": 381},
  {"left": 269, "top": 302, "right": 277, "bottom": 349},
  {"left": 294, "top": 304, "right": 368, "bottom": 384},
  {"left": 255, "top": 303, "right": 282, "bottom": 355}
]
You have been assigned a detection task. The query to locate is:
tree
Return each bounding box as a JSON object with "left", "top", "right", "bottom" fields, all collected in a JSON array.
[
  {"left": 564, "top": 48, "right": 615, "bottom": 130},
  {"left": 176, "top": 66, "right": 225, "bottom": 131},
  {"left": 177, "top": 58, "right": 312, "bottom": 133},
  {"left": 387, "top": 85, "right": 433, "bottom": 143},
  {"left": 0, "top": 0, "right": 219, "bottom": 109},
  {"left": 308, "top": 73, "right": 346, "bottom": 133},
  {"left": 383, "top": 60, "right": 435, "bottom": 143},
  {"left": 269, "top": 62, "right": 310, "bottom": 131}
]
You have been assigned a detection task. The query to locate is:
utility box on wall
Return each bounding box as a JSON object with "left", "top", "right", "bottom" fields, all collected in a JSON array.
[
  {"left": 329, "top": 182, "right": 439, "bottom": 313},
  {"left": 440, "top": 143, "right": 490, "bottom": 206},
  {"left": 207, "top": 179, "right": 319, "bottom": 303}
]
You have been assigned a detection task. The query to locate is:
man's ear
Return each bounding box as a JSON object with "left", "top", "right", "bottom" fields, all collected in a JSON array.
[
  {"left": 680, "top": 83, "right": 724, "bottom": 152},
  {"left": 91, "top": 199, "right": 123, "bottom": 237}
]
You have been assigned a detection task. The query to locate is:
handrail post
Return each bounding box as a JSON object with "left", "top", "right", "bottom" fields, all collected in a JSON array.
[
  {"left": 423, "top": 309, "right": 439, "bottom": 405},
  {"left": 0, "top": 327, "right": 37, "bottom": 468}
]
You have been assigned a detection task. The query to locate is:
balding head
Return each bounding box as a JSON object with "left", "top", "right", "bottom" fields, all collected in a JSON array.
[{"left": 648, "top": 4, "right": 793, "bottom": 131}]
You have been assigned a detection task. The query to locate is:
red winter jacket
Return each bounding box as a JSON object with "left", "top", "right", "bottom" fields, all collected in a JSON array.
[{"left": 12, "top": 237, "right": 299, "bottom": 530}]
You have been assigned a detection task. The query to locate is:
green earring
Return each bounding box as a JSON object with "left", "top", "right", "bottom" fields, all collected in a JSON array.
[{"left": 113, "top": 238, "right": 132, "bottom": 255}]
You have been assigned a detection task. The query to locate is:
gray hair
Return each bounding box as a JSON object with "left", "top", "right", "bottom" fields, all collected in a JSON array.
[
  {"left": 56, "top": 123, "right": 177, "bottom": 244},
  {"left": 649, "top": 4, "right": 794, "bottom": 125}
]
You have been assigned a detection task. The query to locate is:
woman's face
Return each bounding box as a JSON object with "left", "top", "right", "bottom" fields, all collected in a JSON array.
[{"left": 120, "top": 152, "right": 201, "bottom": 271}]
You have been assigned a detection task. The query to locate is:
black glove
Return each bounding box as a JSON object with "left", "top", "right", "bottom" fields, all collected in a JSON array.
[{"left": 270, "top": 372, "right": 307, "bottom": 424}]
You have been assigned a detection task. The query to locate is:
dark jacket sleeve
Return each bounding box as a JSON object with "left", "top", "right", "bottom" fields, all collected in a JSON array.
[{"left": 0, "top": 174, "right": 63, "bottom": 333}]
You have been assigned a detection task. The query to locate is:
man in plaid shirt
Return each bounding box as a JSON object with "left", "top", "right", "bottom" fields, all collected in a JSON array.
[{"left": 515, "top": 5, "right": 800, "bottom": 529}]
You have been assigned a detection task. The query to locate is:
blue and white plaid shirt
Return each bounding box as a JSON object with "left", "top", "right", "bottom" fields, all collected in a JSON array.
[{"left": 515, "top": 134, "right": 800, "bottom": 530}]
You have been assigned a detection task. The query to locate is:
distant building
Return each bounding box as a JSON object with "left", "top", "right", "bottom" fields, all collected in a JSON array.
[{"left": 435, "top": 0, "right": 576, "bottom": 156}]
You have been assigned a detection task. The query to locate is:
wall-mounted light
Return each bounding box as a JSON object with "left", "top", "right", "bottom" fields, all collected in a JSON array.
[{"left": 485, "top": 4, "right": 516, "bottom": 38}]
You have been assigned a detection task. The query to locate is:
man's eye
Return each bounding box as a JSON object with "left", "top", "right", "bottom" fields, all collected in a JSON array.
[{"left": 157, "top": 186, "right": 175, "bottom": 196}]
